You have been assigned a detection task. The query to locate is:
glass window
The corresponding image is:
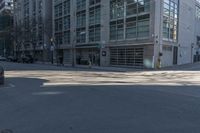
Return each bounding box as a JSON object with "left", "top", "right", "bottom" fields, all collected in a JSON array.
[
  {"left": 163, "top": 0, "right": 178, "bottom": 41},
  {"left": 63, "top": 31, "right": 70, "bottom": 44},
  {"left": 55, "top": 33, "right": 63, "bottom": 45},
  {"left": 126, "top": 17, "right": 137, "bottom": 39},
  {"left": 63, "top": 16, "right": 70, "bottom": 30},
  {"left": 196, "top": 6, "right": 200, "bottom": 19},
  {"left": 137, "top": 14, "right": 150, "bottom": 37},
  {"left": 110, "top": 19, "right": 124, "bottom": 40},
  {"left": 110, "top": 0, "right": 124, "bottom": 19},
  {"left": 89, "top": 0, "right": 101, "bottom": 6},
  {"left": 89, "top": 5, "right": 101, "bottom": 25},
  {"left": 126, "top": 0, "right": 150, "bottom": 16},
  {"left": 76, "top": 11, "right": 86, "bottom": 28},
  {"left": 76, "top": 28, "right": 86, "bottom": 43},
  {"left": 89, "top": 25, "right": 101, "bottom": 42},
  {"left": 77, "top": 0, "right": 86, "bottom": 11},
  {"left": 63, "top": 0, "right": 70, "bottom": 15},
  {"left": 55, "top": 18, "right": 62, "bottom": 32},
  {"left": 110, "top": 0, "right": 150, "bottom": 40}
]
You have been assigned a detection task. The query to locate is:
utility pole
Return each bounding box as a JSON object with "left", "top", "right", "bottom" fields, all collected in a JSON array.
[
  {"left": 50, "top": 38, "right": 54, "bottom": 64},
  {"left": 72, "top": 34, "right": 75, "bottom": 67},
  {"left": 3, "top": 37, "right": 6, "bottom": 57}
]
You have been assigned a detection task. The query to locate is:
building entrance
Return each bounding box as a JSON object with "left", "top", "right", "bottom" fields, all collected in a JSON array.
[
  {"left": 76, "top": 48, "right": 100, "bottom": 66},
  {"left": 173, "top": 46, "right": 178, "bottom": 65}
]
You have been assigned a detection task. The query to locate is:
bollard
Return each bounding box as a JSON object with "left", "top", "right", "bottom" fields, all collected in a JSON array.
[
  {"left": 88, "top": 61, "right": 92, "bottom": 69},
  {"left": 156, "top": 58, "right": 161, "bottom": 69}
]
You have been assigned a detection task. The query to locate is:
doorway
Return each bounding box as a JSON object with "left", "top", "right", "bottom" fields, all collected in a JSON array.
[
  {"left": 173, "top": 46, "right": 178, "bottom": 65},
  {"left": 76, "top": 48, "right": 100, "bottom": 66}
]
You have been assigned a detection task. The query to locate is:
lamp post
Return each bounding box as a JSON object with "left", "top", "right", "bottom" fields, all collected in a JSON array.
[
  {"left": 50, "top": 37, "right": 55, "bottom": 64},
  {"left": 3, "top": 37, "right": 6, "bottom": 57},
  {"left": 191, "top": 43, "right": 194, "bottom": 63},
  {"left": 72, "top": 38, "right": 75, "bottom": 67},
  {"left": 43, "top": 43, "right": 47, "bottom": 63}
]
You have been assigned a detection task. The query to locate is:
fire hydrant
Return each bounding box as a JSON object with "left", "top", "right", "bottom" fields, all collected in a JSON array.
[
  {"left": 88, "top": 60, "right": 92, "bottom": 68},
  {"left": 156, "top": 58, "right": 161, "bottom": 69}
]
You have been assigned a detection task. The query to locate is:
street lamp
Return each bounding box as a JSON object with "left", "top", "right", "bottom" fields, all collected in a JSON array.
[
  {"left": 50, "top": 37, "right": 55, "bottom": 64},
  {"left": 43, "top": 43, "right": 47, "bottom": 63},
  {"left": 72, "top": 37, "right": 75, "bottom": 67}
]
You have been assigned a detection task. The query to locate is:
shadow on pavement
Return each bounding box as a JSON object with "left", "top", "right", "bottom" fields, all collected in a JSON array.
[
  {"left": 0, "top": 76, "right": 200, "bottom": 133},
  {"left": 1, "top": 62, "right": 119, "bottom": 73},
  {"left": 1, "top": 61, "right": 200, "bottom": 132},
  {"left": 1, "top": 61, "right": 200, "bottom": 72}
]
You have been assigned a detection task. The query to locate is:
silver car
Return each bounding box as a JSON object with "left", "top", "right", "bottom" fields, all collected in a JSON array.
[{"left": 0, "top": 56, "right": 6, "bottom": 61}]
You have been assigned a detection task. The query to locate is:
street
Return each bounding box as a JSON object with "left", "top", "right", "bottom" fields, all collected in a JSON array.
[{"left": 0, "top": 62, "right": 200, "bottom": 133}]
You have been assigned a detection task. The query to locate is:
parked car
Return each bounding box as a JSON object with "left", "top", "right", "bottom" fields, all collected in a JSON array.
[
  {"left": 12, "top": 57, "right": 18, "bottom": 62},
  {"left": 7, "top": 56, "right": 18, "bottom": 62},
  {"left": 0, "top": 65, "right": 4, "bottom": 85},
  {"left": 0, "top": 56, "right": 7, "bottom": 61},
  {"left": 22, "top": 55, "right": 33, "bottom": 63},
  {"left": 7, "top": 56, "right": 14, "bottom": 62}
]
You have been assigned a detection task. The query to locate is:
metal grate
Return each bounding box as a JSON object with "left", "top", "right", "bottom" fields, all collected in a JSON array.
[{"left": 110, "top": 47, "right": 144, "bottom": 67}]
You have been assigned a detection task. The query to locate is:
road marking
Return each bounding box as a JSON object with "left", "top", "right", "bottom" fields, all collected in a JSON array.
[
  {"left": 9, "top": 83, "right": 15, "bottom": 88},
  {"left": 32, "top": 91, "right": 64, "bottom": 95},
  {"left": 0, "top": 83, "right": 16, "bottom": 89},
  {"left": 40, "top": 82, "right": 200, "bottom": 88}
]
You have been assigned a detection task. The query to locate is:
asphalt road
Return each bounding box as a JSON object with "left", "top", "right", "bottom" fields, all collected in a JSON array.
[{"left": 0, "top": 62, "right": 200, "bottom": 133}]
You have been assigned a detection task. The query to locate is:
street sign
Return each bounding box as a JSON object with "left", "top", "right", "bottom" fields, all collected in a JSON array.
[{"left": 102, "top": 51, "right": 106, "bottom": 56}]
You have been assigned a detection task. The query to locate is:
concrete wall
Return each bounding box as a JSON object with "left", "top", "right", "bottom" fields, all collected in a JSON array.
[
  {"left": 162, "top": 45, "right": 173, "bottom": 67},
  {"left": 178, "top": 0, "right": 196, "bottom": 65}
]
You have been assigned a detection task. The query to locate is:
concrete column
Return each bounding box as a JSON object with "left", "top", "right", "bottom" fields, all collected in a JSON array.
[
  {"left": 70, "top": 0, "right": 77, "bottom": 66},
  {"left": 153, "top": 0, "right": 163, "bottom": 69},
  {"left": 100, "top": 0, "right": 110, "bottom": 66},
  {"left": 85, "top": 0, "right": 89, "bottom": 43}
]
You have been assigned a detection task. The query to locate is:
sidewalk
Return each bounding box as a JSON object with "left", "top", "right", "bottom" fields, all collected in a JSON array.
[
  {"left": 35, "top": 61, "right": 200, "bottom": 72},
  {"left": 76, "top": 65, "right": 144, "bottom": 72},
  {"left": 160, "top": 62, "right": 200, "bottom": 71},
  {"left": 35, "top": 61, "right": 145, "bottom": 72}
]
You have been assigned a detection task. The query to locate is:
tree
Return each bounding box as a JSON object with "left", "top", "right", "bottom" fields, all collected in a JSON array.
[{"left": 0, "top": 11, "right": 14, "bottom": 57}]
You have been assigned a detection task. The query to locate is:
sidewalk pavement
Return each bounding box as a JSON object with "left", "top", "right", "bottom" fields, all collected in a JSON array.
[
  {"left": 160, "top": 62, "right": 200, "bottom": 71},
  {"left": 35, "top": 61, "right": 200, "bottom": 72},
  {"left": 35, "top": 61, "right": 149, "bottom": 72}
]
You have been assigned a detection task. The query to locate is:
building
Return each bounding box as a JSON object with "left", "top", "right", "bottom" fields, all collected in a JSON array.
[
  {"left": 13, "top": 0, "right": 52, "bottom": 62},
  {"left": 0, "top": 0, "right": 13, "bottom": 13},
  {"left": 194, "top": 0, "right": 200, "bottom": 62},
  {"left": 51, "top": 0, "right": 200, "bottom": 68},
  {"left": 0, "top": 0, "right": 13, "bottom": 57},
  {"left": 0, "top": 14, "right": 13, "bottom": 57}
]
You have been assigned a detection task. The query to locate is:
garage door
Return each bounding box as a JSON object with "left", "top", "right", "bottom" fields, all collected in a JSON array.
[{"left": 110, "top": 47, "right": 144, "bottom": 67}]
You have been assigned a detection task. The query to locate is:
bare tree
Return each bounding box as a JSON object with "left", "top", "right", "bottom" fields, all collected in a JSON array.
[{"left": 0, "top": 11, "right": 14, "bottom": 57}]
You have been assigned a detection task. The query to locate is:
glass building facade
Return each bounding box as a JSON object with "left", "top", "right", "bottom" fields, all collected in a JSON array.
[
  {"left": 109, "top": 0, "right": 150, "bottom": 67},
  {"left": 54, "top": 0, "right": 71, "bottom": 46},
  {"left": 110, "top": 0, "right": 150, "bottom": 41},
  {"left": 51, "top": 0, "right": 200, "bottom": 68}
]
